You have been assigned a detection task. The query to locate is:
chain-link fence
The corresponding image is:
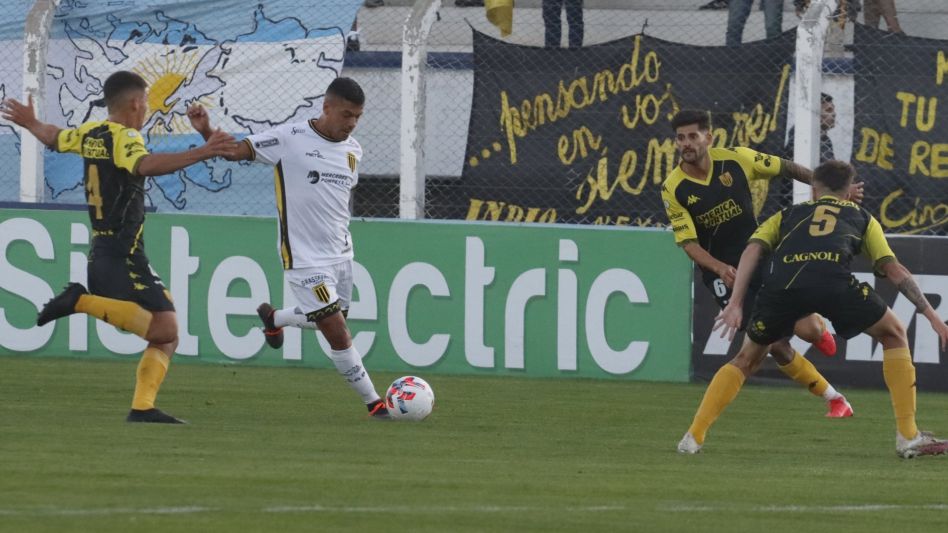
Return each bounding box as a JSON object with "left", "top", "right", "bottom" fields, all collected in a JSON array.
[{"left": 2, "top": 0, "right": 946, "bottom": 232}]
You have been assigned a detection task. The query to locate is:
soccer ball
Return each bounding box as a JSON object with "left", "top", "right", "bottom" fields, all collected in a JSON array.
[{"left": 385, "top": 376, "right": 435, "bottom": 421}]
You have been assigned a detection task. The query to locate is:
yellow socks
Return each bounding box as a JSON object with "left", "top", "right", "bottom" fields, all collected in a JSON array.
[
  {"left": 131, "top": 347, "right": 171, "bottom": 410},
  {"left": 778, "top": 352, "right": 830, "bottom": 397},
  {"left": 688, "top": 364, "right": 746, "bottom": 444},
  {"left": 883, "top": 347, "right": 917, "bottom": 440},
  {"left": 75, "top": 294, "right": 153, "bottom": 338}
]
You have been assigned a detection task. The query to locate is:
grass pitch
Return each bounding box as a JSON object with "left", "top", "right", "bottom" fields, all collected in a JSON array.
[{"left": 1, "top": 356, "right": 947, "bottom": 533}]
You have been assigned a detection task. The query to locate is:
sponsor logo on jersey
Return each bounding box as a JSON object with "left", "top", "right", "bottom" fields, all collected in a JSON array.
[
  {"left": 719, "top": 172, "right": 733, "bottom": 187},
  {"left": 754, "top": 152, "right": 774, "bottom": 168},
  {"left": 302, "top": 274, "right": 327, "bottom": 286},
  {"left": 308, "top": 170, "right": 321, "bottom": 184},
  {"left": 347, "top": 152, "right": 357, "bottom": 173},
  {"left": 305, "top": 150, "right": 325, "bottom": 159},
  {"left": 696, "top": 198, "right": 742, "bottom": 228},
  {"left": 781, "top": 251, "right": 841, "bottom": 263},
  {"left": 255, "top": 138, "right": 279, "bottom": 148},
  {"left": 81, "top": 137, "right": 109, "bottom": 159},
  {"left": 291, "top": 127, "right": 308, "bottom": 135},
  {"left": 687, "top": 194, "right": 700, "bottom": 206},
  {"left": 312, "top": 282, "right": 331, "bottom": 303}
]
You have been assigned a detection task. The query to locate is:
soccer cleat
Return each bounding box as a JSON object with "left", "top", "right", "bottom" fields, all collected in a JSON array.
[
  {"left": 256, "top": 303, "right": 284, "bottom": 349},
  {"left": 896, "top": 430, "right": 948, "bottom": 459},
  {"left": 677, "top": 432, "right": 702, "bottom": 454},
  {"left": 126, "top": 408, "right": 187, "bottom": 424},
  {"left": 367, "top": 399, "right": 391, "bottom": 420},
  {"left": 815, "top": 329, "right": 837, "bottom": 357},
  {"left": 37, "top": 282, "right": 87, "bottom": 326},
  {"left": 825, "top": 396, "right": 854, "bottom": 418}
]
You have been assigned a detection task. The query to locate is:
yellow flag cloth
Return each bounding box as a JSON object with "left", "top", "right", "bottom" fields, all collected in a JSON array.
[{"left": 486, "top": 0, "right": 514, "bottom": 37}]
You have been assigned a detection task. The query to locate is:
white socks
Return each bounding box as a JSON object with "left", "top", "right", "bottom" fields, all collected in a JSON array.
[
  {"left": 822, "top": 384, "right": 842, "bottom": 401},
  {"left": 273, "top": 307, "right": 317, "bottom": 330},
  {"left": 330, "top": 346, "right": 380, "bottom": 404}
]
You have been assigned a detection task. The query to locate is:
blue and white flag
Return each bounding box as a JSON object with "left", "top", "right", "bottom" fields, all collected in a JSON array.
[{"left": 1, "top": 0, "right": 362, "bottom": 214}]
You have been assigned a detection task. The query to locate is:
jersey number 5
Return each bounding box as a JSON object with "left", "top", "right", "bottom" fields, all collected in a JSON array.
[
  {"left": 809, "top": 205, "right": 840, "bottom": 237},
  {"left": 86, "top": 164, "right": 104, "bottom": 220}
]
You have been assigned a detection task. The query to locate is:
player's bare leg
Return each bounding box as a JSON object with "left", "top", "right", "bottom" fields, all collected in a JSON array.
[{"left": 794, "top": 313, "right": 837, "bottom": 356}]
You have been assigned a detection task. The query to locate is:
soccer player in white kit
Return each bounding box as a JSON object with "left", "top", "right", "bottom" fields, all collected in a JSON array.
[{"left": 188, "top": 78, "right": 389, "bottom": 418}]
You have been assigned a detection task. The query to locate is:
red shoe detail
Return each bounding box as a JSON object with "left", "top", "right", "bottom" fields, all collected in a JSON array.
[
  {"left": 826, "top": 396, "right": 854, "bottom": 418},
  {"left": 815, "top": 329, "right": 837, "bottom": 357}
]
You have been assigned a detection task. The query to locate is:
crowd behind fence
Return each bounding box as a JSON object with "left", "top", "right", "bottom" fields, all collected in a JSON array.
[{"left": 1, "top": 0, "right": 946, "bottom": 234}]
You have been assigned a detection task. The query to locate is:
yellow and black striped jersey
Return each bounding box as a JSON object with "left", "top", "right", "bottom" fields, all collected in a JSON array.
[
  {"left": 661, "top": 147, "right": 782, "bottom": 275},
  {"left": 751, "top": 196, "right": 895, "bottom": 289},
  {"left": 56, "top": 121, "right": 149, "bottom": 255}
]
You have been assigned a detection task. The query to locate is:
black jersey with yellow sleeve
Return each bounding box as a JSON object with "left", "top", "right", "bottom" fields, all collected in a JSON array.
[
  {"left": 751, "top": 196, "right": 896, "bottom": 289},
  {"left": 56, "top": 121, "right": 150, "bottom": 255},
  {"left": 661, "top": 147, "right": 782, "bottom": 277}
]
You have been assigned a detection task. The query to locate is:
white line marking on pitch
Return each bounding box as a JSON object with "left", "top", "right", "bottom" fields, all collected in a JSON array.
[
  {"left": 666, "top": 503, "right": 948, "bottom": 513},
  {"left": 0, "top": 504, "right": 627, "bottom": 517}
]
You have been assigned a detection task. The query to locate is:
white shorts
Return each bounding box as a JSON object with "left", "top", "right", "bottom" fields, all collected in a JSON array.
[{"left": 285, "top": 261, "right": 352, "bottom": 318}]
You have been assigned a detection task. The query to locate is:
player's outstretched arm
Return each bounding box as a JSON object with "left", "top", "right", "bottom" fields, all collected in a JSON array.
[
  {"left": 881, "top": 261, "right": 948, "bottom": 351},
  {"left": 714, "top": 242, "right": 766, "bottom": 340},
  {"left": 1, "top": 95, "right": 60, "bottom": 148},
  {"left": 780, "top": 157, "right": 865, "bottom": 203},
  {"left": 186, "top": 103, "right": 251, "bottom": 161},
  {"left": 136, "top": 129, "right": 237, "bottom": 176}
]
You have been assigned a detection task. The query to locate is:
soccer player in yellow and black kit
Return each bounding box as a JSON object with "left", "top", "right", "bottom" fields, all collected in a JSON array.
[
  {"left": 662, "top": 109, "right": 856, "bottom": 436},
  {"left": 1, "top": 71, "right": 235, "bottom": 423},
  {"left": 700, "top": 160, "right": 948, "bottom": 458}
]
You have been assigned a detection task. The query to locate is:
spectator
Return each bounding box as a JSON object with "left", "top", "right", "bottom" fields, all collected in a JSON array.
[
  {"left": 543, "top": 0, "right": 584, "bottom": 49},
  {"left": 794, "top": 0, "right": 860, "bottom": 23},
  {"left": 726, "top": 0, "right": 782, "bottom": 46},
  {"left": 455, "top": 0, "right": 485, "bottom": 6},
  {"left": 699, "top": 0, "right": 729, "bottom": 9},
  {"left": 863, "top": 0, "right": 902, "bottom": 33},
  {"left": 784, "top": 93, "right": 837, "bottom": 163}
]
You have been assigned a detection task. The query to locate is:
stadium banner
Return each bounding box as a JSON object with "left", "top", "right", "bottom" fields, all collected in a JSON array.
[
  {"left": 851, "top": 25, "right": 948, "bottom": 235},
  {"left": 0, "top": 0, "right": 362, "bottom": 216},
  {"left": 691, "top": 236, "right": 948, "bottom": 391},
  {"left": 436, "top": 27, "right": 795, "bottom": 226},
  {"left": 0, "top": 209, "right": 692, "bottom": 382}
]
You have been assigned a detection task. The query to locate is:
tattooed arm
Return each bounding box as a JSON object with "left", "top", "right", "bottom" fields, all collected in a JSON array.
[
  {"left": 882, "top": 260, "right": 948, "bottom": 350},
  {"left": 779, "top": 159, "right": 813, "bottom": 184}
]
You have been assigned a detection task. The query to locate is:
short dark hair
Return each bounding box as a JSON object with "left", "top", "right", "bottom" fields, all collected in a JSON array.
[
  {"left": 813, "top": 160, "right": 854, "bottom": 193},
  {"left": 670, "top": 109, "right": 711, "bottom": 132},
  {"left": 326, "top": 77, "right": 365, "bottom": 106},
  {"left": 103, "top": 71, "right": 147, "bottom": 109},
  {"left": 821, "top": 92, "right": 834, "bottom": 104}
]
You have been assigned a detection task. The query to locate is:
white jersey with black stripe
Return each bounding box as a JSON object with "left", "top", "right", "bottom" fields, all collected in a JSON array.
[{"left": 245, "top": 120, "right": 362, "bottom": 270}]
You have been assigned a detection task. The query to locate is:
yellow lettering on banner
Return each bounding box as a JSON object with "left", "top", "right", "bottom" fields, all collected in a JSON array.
[
  {"left": 557, "top": 126, "right": 602, "bottom": 165},
  {"left": 855, "top": 127, "right": 895, "bottom": 170},
  {"left": 497, "top": 35, "right": 661, "bottom": 165},
  {"left": 880, "top": 189, "right": 948, "bottom": 234},
  {"left": 466, "top": 198, "right": 557, "bottom": 223},
  {"left": 938, "top": 51, "right": 948, "bottom": 85},
  {"left": 620, "top": 83, "right": 678, "bottom": 130},
  {"left": 896, "top": 92, "right": 938, "bottom": 132},
  {"left": 907, "top": 141, "right": 948, "bottom": 177},
  {"left": 731, "top": 64, "right": 790, "bottom": 145},
  {"left": 574, "top": 148, "right": 639, "bottom": 214}
]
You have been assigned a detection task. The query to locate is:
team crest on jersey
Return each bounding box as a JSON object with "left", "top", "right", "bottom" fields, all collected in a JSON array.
[
  {"left": 347, "top": 152, "right": 357, "bottom": 172},
  {"left": 312, "top": 282, "right": 331, "bottom": 303},
  {"left": 719, "top": 172, "right": 733, "bottom": 187}
]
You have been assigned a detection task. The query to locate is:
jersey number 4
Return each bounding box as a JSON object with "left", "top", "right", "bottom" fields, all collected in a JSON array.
[
  {"left": 809, "top": 205, "right": 840, "bottom": 237},
  {"left": 86, "top": 164, "right": 104, "bottom": 220}
]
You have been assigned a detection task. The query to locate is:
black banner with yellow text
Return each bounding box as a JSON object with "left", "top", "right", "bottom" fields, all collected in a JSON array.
[
  {"left": 431, "top": 29, "right": 795, "bottom": 225},
  {"left": 852, "top": 25, "right": 948, "bottom": 235}
]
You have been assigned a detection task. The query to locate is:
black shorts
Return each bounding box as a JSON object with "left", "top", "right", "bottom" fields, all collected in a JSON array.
[
  {"left": 88, "top": 249, "right": 174, "bottom": 313},
  {"left": 747, "top": 278, "right": 888, "bottom": 345},
  {"left": 702, "top": 265, "right": 764, "bottom": 331}
]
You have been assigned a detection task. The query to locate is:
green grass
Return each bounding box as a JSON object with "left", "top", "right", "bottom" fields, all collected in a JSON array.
[{"left": 1, "top": 356, "right": 947, "bottom": 532}]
